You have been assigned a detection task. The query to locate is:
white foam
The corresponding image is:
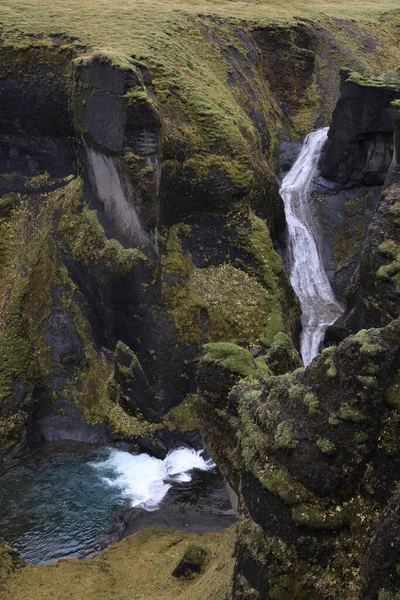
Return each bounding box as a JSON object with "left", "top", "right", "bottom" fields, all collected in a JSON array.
[{"left": 91, "top": 448, "right": 214, "bottom": 511}]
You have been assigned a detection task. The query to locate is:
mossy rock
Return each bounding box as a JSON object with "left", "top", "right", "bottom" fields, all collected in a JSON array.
[
  {"left": 172, "top": 544, "right": 209, "bottom": 578},
  {"left": 203, "top": 342, "right": 261, "bottom": 381}
]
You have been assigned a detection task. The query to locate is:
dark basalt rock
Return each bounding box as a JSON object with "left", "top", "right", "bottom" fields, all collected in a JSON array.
[
  {"left": 361, "top": 492, "right": 400, "bottom": 599},
  {"left": 385, "top": 100, "right": 400, "bottom": 188},
  {"left": 0, "top": 46, "right": 76, "bottom": 187},
  {"left": 321, "top": 69, "right": 400, "bottom": 188},
  {"left": 339, "top": 182, "right": 400, "bottom": 334},
  {"left": 196, "top": 320, "right": 400, "bottom": 598}
]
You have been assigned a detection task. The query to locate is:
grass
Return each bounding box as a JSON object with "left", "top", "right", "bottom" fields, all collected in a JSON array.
[
  {"left": 1, "top": 1, "right": 400, "bottom": 55},
  {"left": 1, "top": 527, "right": 236, "bottom": 600},
  {"left": 1, "top": 2, "right": 400, "bottom": 152}
]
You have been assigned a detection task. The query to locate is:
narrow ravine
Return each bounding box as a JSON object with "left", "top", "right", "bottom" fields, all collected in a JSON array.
[{"left": 280, "top": 128, "right": 343, "bottom": 365}]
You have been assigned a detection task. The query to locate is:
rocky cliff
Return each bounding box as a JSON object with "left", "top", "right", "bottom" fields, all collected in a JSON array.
[
  {"left": 2, "top": 13, "right": 396, "bottom": 463},
  {"left": 0, "top": 2, "right": 400, "bottom": 598},
  {"left": 197, "top": 318, "right": 400, "bottom": 599}
]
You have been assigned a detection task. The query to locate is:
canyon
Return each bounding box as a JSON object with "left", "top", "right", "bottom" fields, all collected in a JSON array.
[{"left": 0, "top": 2, "right": 400, "bottom": 598}]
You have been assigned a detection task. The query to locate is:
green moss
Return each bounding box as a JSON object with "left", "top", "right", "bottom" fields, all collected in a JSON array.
[
  {"left": 327, "top": 365, "right": 337, "bottom": 378},
  {"left": 115, "top": 340, "right": 140, "bottom": 374},
  {"left": 339, "top": 403, "right": 364, "bottom": 423},
  {"left": 357, "top": 375, "right": 377, "bottom": 387},
  {"left": 291, "top": 77, "right": 320, "bottom": 136},
  {"left": 163, "top": 394, "right": 198, "bottom": 432},
  {"left": 0, "top": 190, "right": 61, "bottom": 447},
  {"left": 304, "top": 391, "right": 320, "bottom": 416},
  {"left": 322, "top": 345, "right": 336, "bottom": 355},
  {"left": 274, "top": 420, "right": 296, "bottom": 449},
  {"left": 58, "top": 178, "right": 146, "bottom": 274},
  {"left": 192, "top": 265, "right": 273, "bottom": 344},
  {"left": 291, "top": 503, "right": 344, "bottom": 530},
  {"left": 345, "top": 68, "right": 400, "bottom": 90},
  {"left": 185, "top": 155, "right": 253, "bottom": 190},
  {"left": 258, "top": 389, "right": 281, "bottom": 426},
  {"left": 316, "top": 437, "right": 336, "bottom": 455},
  {"left": 235, "top": 213, "right": 286, "bottom": 347},
  {"left": 389, "top": 202, "right": 400, "bottom": 226},
  {"left": 0, "top": 542, "right": 25, "bottom": 584},
  {"left": 73, "top": 51, "right": 142, "bottom": 73},
  {"left": 325, "top": 355, "right": 337, "bottom": 378},
  {"left": 359, "top": 343, "right": 384, "bottom": 356},
  {"left": 387, "top": 371, "right": 400, "bottom": 409},
  {"left": 162, "top": 218, "right": 279, "bottom": 346},
  {"left": 378, "top": 592, "right": 400, "bottom": 600},
  {"left": 258, "top": 463, "right": 312, "bottom": 505},
  {"left": 24, "top": 171, "right": 51, "bottom": 192},
  {"left": 353, "top": 431, "right": 369, "bottom": 444},
  {"left": 0, "top": 193, "right": 20, "bottom": 217},
  {"left": 329, "top": 415, "right": 340, "bottom": 426},
  {"left": 174, "top": 544, "right": 209, "bottom": 577},
  {"left": 264, "top": 332, "right": 302, "bottom": 375},
  {"left": 350, "top": 329, "right": 384, "bottom": 355},
  {"left": 254, "top": 355, "right": 272, "bottom": 380},
  {"left": 288, "top": 383, "right": 305, "bottom": 402},
  {"left": 203, "top": 342, "right": 259, "bottom": 380},
  {"left": 108, "top": 403, "right": 161, "bottom": 438},
  {"left": 376, "top": 239, "right": 400, "bottom": 292},
  {"left": 259, "top": 312, "right": 284, "bottom": 348}
]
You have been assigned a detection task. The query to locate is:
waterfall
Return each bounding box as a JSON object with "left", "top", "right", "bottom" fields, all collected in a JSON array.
[
  {"left": 280, "top": 128, "right": 343, "bottom": 366},
  {"left": 86, "top": 147, "right": 148, "bottom": 248}
]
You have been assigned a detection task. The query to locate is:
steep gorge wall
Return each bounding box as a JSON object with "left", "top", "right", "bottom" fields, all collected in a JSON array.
[{"left": 0, "top": 13, "right": 399, "bottom": 465}]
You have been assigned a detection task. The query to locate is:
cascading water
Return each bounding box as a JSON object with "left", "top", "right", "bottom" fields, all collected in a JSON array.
[{"left": 280, "top": 128, "right": 343, "bottom": 366}]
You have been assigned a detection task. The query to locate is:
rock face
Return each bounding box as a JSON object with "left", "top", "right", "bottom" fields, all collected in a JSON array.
[
  {"left": 342, "top": 183, "right": 400, "bottom": 333},
  {"left": 0, "top": 37, "right": 302, "bottom": 465},
  {"left": 311, "top": 70, "right": 400, "bottom": 311},
  {"left": 324, "top": 97, "right": 400, "bottom": 339},
  {"left": 197, "top": 320, "right": 400, "bottom": 599},
  {"left": 0, "top": 7, "right": 400, "bottom": 600},
  {"left": 1, "top": 12, "right": 398, "bottom": 463},
  {"left": 321, "top": 69, "right": 400, "bottom": 188},
  {"left": 195, "top": 103, "right": 400, "bottom": 593}
]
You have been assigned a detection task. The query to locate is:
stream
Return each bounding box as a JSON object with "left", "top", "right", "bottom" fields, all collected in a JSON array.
[{"left": 280, "top": 128, "right": 344, "bottom": 365}]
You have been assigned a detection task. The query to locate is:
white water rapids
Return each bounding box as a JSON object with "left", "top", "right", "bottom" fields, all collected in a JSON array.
[
  {"left": 92, "top": 447, "right": 215, "bottom": 511},
  {"left": 280, "top": 128, "right": 343, "bottom": 366}
]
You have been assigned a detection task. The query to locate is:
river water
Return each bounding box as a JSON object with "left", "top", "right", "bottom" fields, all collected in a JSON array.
[
  {"left": 0, "top": 443, "right": 229, "bottom": 565},
  {"left": 280, "top": 128, "right": 343, "bottom": 365}
]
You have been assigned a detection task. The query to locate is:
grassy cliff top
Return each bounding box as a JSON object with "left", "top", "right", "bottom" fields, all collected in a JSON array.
[{"left": 1, "top": 0, "right": 400, "bottom": 59}]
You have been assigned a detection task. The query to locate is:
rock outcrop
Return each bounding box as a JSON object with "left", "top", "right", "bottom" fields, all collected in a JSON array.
[
  {"left": 324, "top": 95, "right": 400, "bottom": 338},
  {"left": 197, "top": 320, "right": 400, "bottom": 599},
  {"left": 321, "top": 69, "right": 400, "bottom": 188},
  {"left": 311, "top": 69, "right": 400, "bottom": 307}
]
